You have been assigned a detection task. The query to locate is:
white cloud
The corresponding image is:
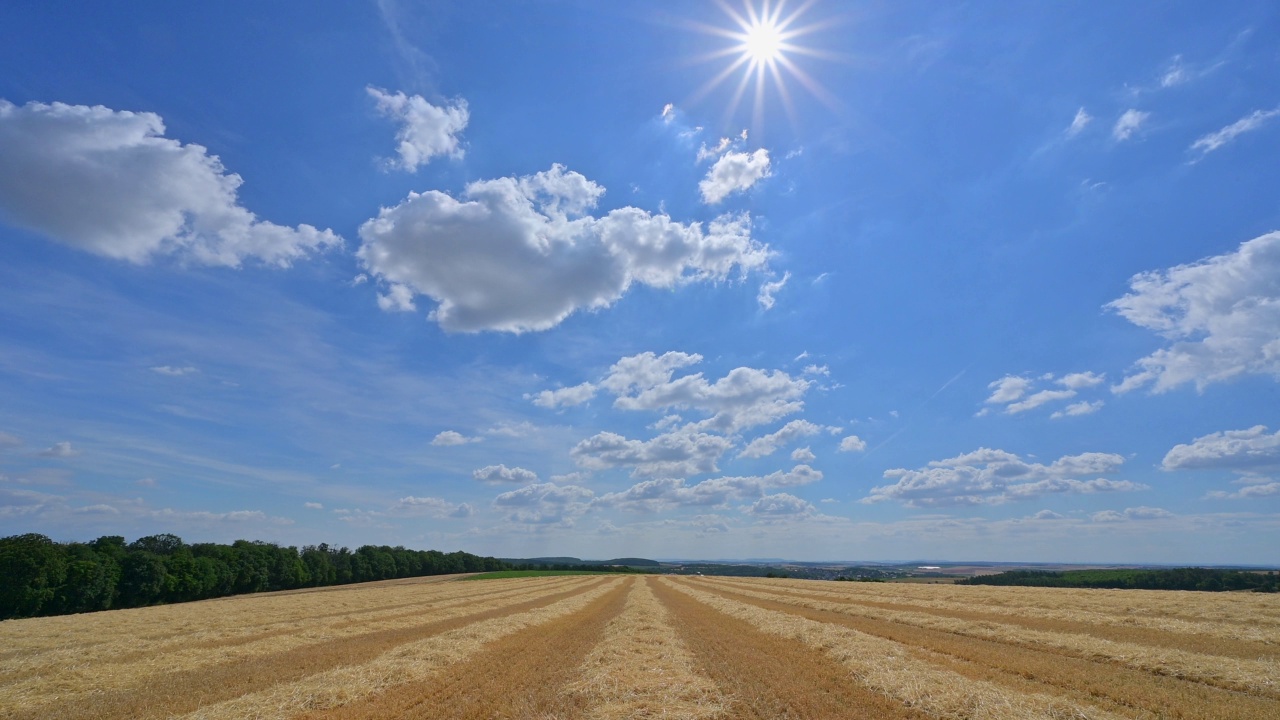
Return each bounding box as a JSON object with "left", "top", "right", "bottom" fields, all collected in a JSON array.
[
  {"left": 1206, "top": 482, "right": 1280, "bottom": 500},
  {"left": 757, "top": 271, "right": 789, "bottom": 310},
  {"left": 1161, "top": 56, "right": 1187, "bottom": 87},
  {"left": 388, "top": 495, "right": 473, "bottom": 518},
  {"left": 1190, "top": 107, "right": 1280, "bottom": 157},
  {"left": 1057, "top": 371, "right": 1105, "bottom": 389},
  {"left": 0, "top": 432, "right": 21, "bottom": 449},
  {"left": 1051, "top": 400, "right": 1104, "bottom": 419},
  {"left": 984, "top": 375, "right": 1032, "bottom": 404},
  {"left": 304, "top": 501, "right": 324, "bottom": 510},
  {"left": 865, "top": 448, "right": 1138, "bottom": 507},
  {"left": 1112, "top": 109, "right": 1149, "bottom": 141},
  {"left": 431, "top": 430, "right": 479, "bottom": 446},
  {"left": 358, "top": 164, "right": 769, "bottom": 333},
  {"left": 0, "top": 100, "right": 339, "bottom": 266},
  {"left": 983, "top": 372, "right": 1105, "bottom": 416},
  {"left": 38, "top": 441, "right": 79, "bottom": 458},
  {"left": 838, "top": 435, "right": 867, "bottom": 453},
  {"left": 791, "top": 446, "right": 816, "bottom": 463},
  {"left": 661, "top": 103, "right": 675, "bottom": 122},
  {"left": 745, "top": 493, "right": 815, "bottom": 518},
  {"left": 696, "top": 137, "right": 733, "bottom": 163},
  {"left": 1006, "top": 389, "right": 1077, "bottom": 414},
  {"left": 700, "top": 149, "right": 772, "bottom": 204},
  {"left": 1162, "top": 425, "right": 1280, "bottom": 471},
  {"left": 367, "top": 87, "right": 468, "bottom": 171},
  {"left": 526, "top": 382, "right": 598, "bottom": 409},
  {"left": 486, "top": 421, "right": 538, "bottom": 438},
  {"left": 571, "top": 428, "right": 734, "bottom": 478},
  {"left": 151, "top": 365, "right": 199, "bottom": 376},
  {"left": 597, "top": 465, "right": 821, "bottom": 512},
  {"left": 739, "top": 419, "right": 824, "bottom": 459},
  {"left": 492, "top": 482, "right": 594, "bottom": 524},
  {"left": 602, "top": 352, "right": 811, "bottom": 433},
  {"left": 1032, "top": 509, "right": 1064, "bottom": 520},
  {"left": 1108, "top": 232, "right": 1280, "bottom": 393},
  {"left": 1091, "top": 506, "right": 1172, "bottom": 523},
  {"left": 376, "top": 283, "right": 416, "bottom": 312},
  {"left": 1066, "top": 107, "right": 1092, "bottom": 137},
  {"left": 802, "top": 364, "right": 829, "bottom": 376},
  {"left": 473, "top": 464, "right": 539, "bottom": 484},
  {"left": 135, "top": 477, "right": 157, "bottom": 488}
]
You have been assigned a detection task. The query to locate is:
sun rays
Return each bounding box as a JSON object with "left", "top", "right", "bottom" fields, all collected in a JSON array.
[{"left": 684, "top": 0, "right": 841, "bottom": 136}]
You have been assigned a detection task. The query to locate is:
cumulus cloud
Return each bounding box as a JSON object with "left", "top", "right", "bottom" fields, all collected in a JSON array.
[
  {"left": 431, "top": 430, "right": 479, "bottom": 446},
  {"left": 304, "top": 501, "right": 324, "bottom": 510},
  {"left": 571, "top": 428, "right": 734, "bottom": 478},
  {"left": 700, "top": 149, "right": 771, "bottom": 204},
  {"left": 1065, "top": 107, "right": 1092, "bottom": 137},
  {"left": 791, "top": 446, "right": 816, "bottom": 463},
  {"left": 597, "top": 465, "right": 821, "bottom": 513},
  {"left": 472, "top": 464, "right": 539, "bottom": 484},
  {"left": 151, "top": 366, "right": 198, "bottom": 376},
  {"left": 1051, "top": 400, "right": 1104, "bottom": 419},
  {"left": 526, "top": 382, "right": 598, "bottom": 409},
  {"left": 367, "top": 87, "right": 468, "bottom": 171},
  {"left": 1091, "top": 506, "right": 1172, "bottom": 523},
  {"left": 601, "top": 352, "right": 811, "bottom": 433},
  {"left": 757, "top": 271, "right": 789, "bottom": 310},
  {"left": 1108, "top": 232, "right": 1280, "bottom": 393},
  {"left": 1206, "top": 482, "right": 1280, "bottom": 500},
  {"left": 1112, "top": 109, "right": 1149, "bottom": 141},
  {"left": 745, "top": 492, "right": 815, "bottom": 518},
  {"left": 358, "top": 165, "right": 769, "bottom": 333},
  {"left": 388, "top": 495, "right": 473, "bottom": 518},
  {"left": 982, "top": 372, "right": 1105, "bottom": 416},
  {"left": 492, "top": 482, "right": 594, "bottom": 524},
  {"left": 984, "top": 376, "right": 1032, "bottom": 405},
  {"left": 865, "top": 448, "right": 1139, "bottom": 507},
  {"left": 696, "top": 136, "right": 734, "bottom": 163},
  {"left": 739, "top": 419, "right": 824, "bottom": 459},
  {"left": 0, "top": 100, "right": 339, "bottom": 266},
  {"left": 838, "top": 435, "right": 867, "bottom": 453},
  {"left": 38, "top": 441, "right": 79, "bottom": 458},
  {"left": 1162, "top": 426, "right": 1280, "bottom": 471},
  {"left": 1190, "top": 107, "right": 1280, "bottom": 157}
]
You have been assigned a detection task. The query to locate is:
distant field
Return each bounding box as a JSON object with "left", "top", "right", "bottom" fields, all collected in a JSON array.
[
  {"left": 463, "top": 569, "right": 622, "bottom": 580},
  {"left": 2, "top": 574, "right": 1277, "bottom": 719}
]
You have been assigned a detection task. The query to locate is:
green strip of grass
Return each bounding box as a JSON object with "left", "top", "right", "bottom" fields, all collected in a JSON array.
[{"left": 462, "top": 570, "right": 620, "bottom": 580}]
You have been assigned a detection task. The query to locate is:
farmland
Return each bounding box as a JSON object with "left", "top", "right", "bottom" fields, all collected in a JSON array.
[{"left": 1, "top": 575, "right": 1277, "bottom": 719}]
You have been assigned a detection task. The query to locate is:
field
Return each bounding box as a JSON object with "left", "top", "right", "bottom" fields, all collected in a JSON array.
[{"left": 1, "top": 574, "right": 1277, "bottom": 719}]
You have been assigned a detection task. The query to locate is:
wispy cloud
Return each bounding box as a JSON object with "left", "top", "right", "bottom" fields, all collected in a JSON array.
[
  {"left": 1113, "top": 109, "right": 1149, "bottom": 141},
  {"left": 1190, "top": 107, "right": 1280, "bottom": 157}
]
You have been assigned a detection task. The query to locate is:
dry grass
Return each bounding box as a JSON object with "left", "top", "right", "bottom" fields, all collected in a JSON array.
[
  {"left": 181, "top": 577, "right": 624, "bottom": 720},
  {"left": 0, "top": 573, "right": 586, "bottom": 707},
  {"left": 696, "top": 577, "right": 1280, "bottom": 698},
  {"left": 293, "top": 578, "right": 633, "bottom": 720},
  {"left": 4, "top": 573, "right": 1277, "bottom": 720},
  {"left": 568, "top": 577, "right": 727, "bottom": 719},
  {"left": 662, "top": 577, "right": 1128, "bottom": 720},
  {"left": 694, "top": 579, "right": 1280, "bottom": 720},
  {"left": 711, "top": 576, "right": 1280, "bottom": 647}
]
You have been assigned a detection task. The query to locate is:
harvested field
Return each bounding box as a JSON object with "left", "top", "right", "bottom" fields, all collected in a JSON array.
[{"left": 2, "top": 575, "right": 1277, "bottom": 719}]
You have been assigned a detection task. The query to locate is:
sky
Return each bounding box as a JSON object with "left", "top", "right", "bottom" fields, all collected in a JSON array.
[{"left": 1, "top": 1, "right": 1279, "bottom": 564}]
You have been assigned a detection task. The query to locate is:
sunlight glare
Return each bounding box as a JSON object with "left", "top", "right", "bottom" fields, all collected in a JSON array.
[{"left": 744, "top": 20, "right": 783, "bottom": 64}]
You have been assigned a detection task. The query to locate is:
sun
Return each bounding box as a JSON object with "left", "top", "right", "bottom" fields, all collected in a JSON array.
[
  {"left": 684, "top": 1, "right": 839, "bottom": 136},
  {"left": 743, "top": 19, "right": 784, "bottom": 64}
]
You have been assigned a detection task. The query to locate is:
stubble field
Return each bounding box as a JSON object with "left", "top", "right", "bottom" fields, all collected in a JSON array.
[{"left": 2, "top": 574, "right": 1277, "bottom": 719}]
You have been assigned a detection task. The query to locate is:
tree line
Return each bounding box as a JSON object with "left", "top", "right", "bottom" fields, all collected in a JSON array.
[
  {"left": 958, "top": 567, "right": 1279, "bottom": 592},
  {"left": 0, "top": 532, "right": 511, "bottom": 620}
]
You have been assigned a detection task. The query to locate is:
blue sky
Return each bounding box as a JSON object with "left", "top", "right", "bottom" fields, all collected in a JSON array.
[{"left": 2, "top": 1, "right": 1278, "bottom": 563}]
